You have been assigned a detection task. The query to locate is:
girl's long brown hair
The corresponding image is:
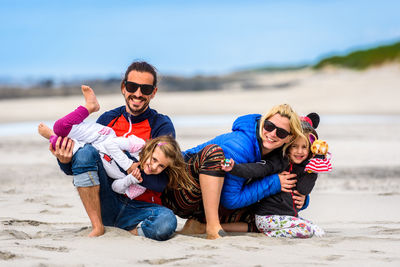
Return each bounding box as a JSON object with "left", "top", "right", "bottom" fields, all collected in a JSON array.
[{"left": 139, "top": 136, "right": 194, "bottom": 190}]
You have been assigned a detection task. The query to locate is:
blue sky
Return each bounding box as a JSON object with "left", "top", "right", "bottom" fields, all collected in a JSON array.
[{"left": 1, "top": 0, "right": 399, "bottom": 80}]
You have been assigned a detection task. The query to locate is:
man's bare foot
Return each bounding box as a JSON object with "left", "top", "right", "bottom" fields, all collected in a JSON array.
[
  {"left": 177, "top": 219, "right": 206, "bottom": 235},
  {"left": 88, "top": 225, "right": 105, "bottom": 237},
  {"left": 38, "top": 123, "right": 55, "bottom": 139},
  {"left": 81, "top": 85, "right": 100, "bottom": 114}
]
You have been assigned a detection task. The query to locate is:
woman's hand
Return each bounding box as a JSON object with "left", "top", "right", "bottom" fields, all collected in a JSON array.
[
  {"left": 49, "top": 136, "right": 74, "bottom": 164},
  {"left": 292, "top": 190, "right": 306, "bottom": 209},
  {"left": 278, "top": 171, "right": 297, "bottom": 192}
]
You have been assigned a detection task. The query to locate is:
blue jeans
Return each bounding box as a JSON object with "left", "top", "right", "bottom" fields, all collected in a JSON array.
[{"left": 71, "top": 144, "right": 177, "bottom": 241}]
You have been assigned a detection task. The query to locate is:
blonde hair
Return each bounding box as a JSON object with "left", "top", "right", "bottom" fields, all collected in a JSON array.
[
  {"left": 258, "top": 103, "right": 304, "bottom": 155},
  {"left": 139, "top": 136, "right": 194, "bottom": 190},
  {"left": 289, "top": 129, "right": 314, "bottom": 162}
]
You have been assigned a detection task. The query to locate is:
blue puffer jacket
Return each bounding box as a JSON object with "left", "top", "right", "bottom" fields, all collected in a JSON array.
[{"left": 183, "top": 114, "right": 281, "bottom": 209}]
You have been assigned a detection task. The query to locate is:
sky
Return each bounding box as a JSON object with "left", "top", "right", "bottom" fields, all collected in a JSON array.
[{"left": 1, "top": 0, "right": 399, "bottom": 80}]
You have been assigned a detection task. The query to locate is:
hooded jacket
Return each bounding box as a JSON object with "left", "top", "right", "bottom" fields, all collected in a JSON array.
[{"left": 183, "top": 114, "right": 282, "bottom": 209}]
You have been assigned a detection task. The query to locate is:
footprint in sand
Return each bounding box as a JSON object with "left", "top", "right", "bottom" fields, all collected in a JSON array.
[
  {"left": 0, "top": 251, "right": 17, "bottom": 260},
  {"left": 3, "top": 230, "right": 32, "bottom": 240},
  {"left": 191, "top": 244, "right": 218, "bottom": 250},
  {"left": 39, "top": 209, "right": 61, "bottom": 215},
  {"left": 34, "top": 245, "right": 69, "bottom": 252},
  {"left": 325, "top": 255, "right": 344, "bottom": 261},
  {"left": 3, "top": 219, "right": 46, "bottom": 226},
  {"left": 48, "top": 203, "right": 73, "bottom": 208},
  {"left": 139, "top": 257, "right": 190, "bottom": 265},
  {"left": 2, "top": 189, "right": 17, "bottom": 194}
]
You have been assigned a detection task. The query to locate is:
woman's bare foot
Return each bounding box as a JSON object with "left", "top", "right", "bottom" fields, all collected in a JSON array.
[
  {"left": 38, "top": 123, "right": 55, "bottom": 139},
  {"left": 81, "top": 85, "right": 100, "bottom": 114},
  {"left": 177, "top": 219, "right": 206, "bottom": 235},
  {"left": 88, "top": 225, "right": 105, "bottom": 237},
  {"left": 206, "top": 225, "right": 226, "bottom": 240}
]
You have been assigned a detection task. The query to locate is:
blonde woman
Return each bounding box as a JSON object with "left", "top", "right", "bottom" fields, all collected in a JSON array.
[{"left": 163, "top": 104, "right": 307, "bottom": 239}]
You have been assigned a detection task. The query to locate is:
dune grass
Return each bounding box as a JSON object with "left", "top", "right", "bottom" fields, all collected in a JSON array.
[{"left": 314, "top": 41, "right": 400, "bottom": 70}]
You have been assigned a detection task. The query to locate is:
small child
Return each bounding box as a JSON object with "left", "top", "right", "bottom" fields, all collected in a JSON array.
[
  {"left": 222, "top": 113, "right": 332, "bottom": 238},
  {"left": 38, "top": 85, "right": 192, "bottom": 199},
  {"left": 112, "top": 135, "right": 195, "bottom": 199}
]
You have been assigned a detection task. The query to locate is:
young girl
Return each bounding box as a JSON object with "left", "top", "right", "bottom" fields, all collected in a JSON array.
[
  {"left": 114, "top": 135, "right": 195, "bottom": 197},
  {"left": 222, "top": 113, "right": 332, "bottom": 238},
  {"left": 38, "top": 85, "right": 192, "bottom": 199}
]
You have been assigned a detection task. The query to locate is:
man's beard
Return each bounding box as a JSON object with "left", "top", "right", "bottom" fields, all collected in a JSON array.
[{"left": 125, "top": 96, "right": 149, "bottom": 116}]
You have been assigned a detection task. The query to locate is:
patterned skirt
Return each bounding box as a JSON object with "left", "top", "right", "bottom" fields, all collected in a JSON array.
[{"left": 162, "top": 144, "right": 257, "bottom": 231}]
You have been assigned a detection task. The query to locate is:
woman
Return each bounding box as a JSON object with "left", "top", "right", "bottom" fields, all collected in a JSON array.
[{"left": 162, "top": 103, "right": 306, "bottom": 239}]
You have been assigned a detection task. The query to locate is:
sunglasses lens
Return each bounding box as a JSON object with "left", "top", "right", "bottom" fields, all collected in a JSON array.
[
  {"left": 124, "top": 81, "right": 154, "bottom": 95},
  {"left": 264, "top": 120, "right": 290, "bottom": 139},
  {"left": 264, "top": 121, "right": 275, "bottom": 132},
  {"left": 140, "top": 85, "right": 155, "bottom": 95},
  {"left": 276, "top": 129, "right": 289, "bottom": 139},
  {"left": 125, "top": 81, "right": 140, "bottom": 93}
]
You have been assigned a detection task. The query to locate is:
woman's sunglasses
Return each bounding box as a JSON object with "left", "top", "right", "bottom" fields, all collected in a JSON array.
[
  {"left": 263, "top": 120, "right": 291, "bottom": 139},
  {"left": 124, "top": 81, "right": 155, "bottom": 95}
]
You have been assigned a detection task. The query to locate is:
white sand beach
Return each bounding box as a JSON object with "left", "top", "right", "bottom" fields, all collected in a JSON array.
[{"left": 1, "top": 65, "right": 400, "bottom": 266}]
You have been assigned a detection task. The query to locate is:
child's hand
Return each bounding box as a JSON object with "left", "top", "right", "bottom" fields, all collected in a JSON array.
[
  {"left": 278, "top": 171, "right": 297, "bottom": 192},
  {"left": 221, "top": 158, "right": 234, "bottom": 172},
  {"left": 126, "top": 162, "right": 140, "bottom": 175},
  {"left": 130, "top": 167, "right": 143, "bottom": 183}
]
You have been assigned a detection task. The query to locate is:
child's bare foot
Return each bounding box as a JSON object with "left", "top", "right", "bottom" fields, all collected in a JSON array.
[
  {"left": 81, "top": 85, "right": 100, "bottom": 114},
  {"left": 38, "top": 123, "right": 55, "bottom": 139},
  {"left": 88, "top": 225, "right": 105, "bottom": 237},
  {"left": 177, "top": 219, "right": 206, "bottom": 235}
]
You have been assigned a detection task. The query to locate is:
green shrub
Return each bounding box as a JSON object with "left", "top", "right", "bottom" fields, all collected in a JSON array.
[{"left": 314, "top": 42, "right": 400, "bottom": 70}]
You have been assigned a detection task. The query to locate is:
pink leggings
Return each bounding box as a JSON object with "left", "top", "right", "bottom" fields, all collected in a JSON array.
[{"left": 50, "top": 105, "right": 89, "bottom": 149}]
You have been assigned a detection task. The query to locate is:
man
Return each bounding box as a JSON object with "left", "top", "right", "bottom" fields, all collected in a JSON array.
[{"left": 51, "top": 61, "right": 177, "bottom": 241}]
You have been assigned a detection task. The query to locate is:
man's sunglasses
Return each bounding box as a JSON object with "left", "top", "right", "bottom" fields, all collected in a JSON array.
[
  {"left": 124, "top": 81, "right": 155, "bottom": 95},
  {"left": 263, "top": 120, "right": 291, "bottom": 139}
]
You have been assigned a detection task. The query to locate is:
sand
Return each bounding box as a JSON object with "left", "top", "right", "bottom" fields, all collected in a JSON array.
[{"left": 1, "top": 65, "right": 400, "bottom": 266}]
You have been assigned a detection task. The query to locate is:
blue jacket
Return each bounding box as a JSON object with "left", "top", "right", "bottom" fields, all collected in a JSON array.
[{"left": 184, "top": 114, "right": 282, "bottom": 209}]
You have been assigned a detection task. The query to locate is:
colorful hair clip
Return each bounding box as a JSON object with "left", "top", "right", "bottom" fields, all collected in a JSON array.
[
  {"left": 157, "top": 142, "right": 168, "bottom": 146},
  {"left": 301, "top": 116, "right": 313, "bottom": 127}
]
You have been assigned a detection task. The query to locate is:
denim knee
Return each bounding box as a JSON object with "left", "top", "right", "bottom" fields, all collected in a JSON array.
[
  {"left": 71, "top": 144, "right": 99, "bottom": 175},
  {"left": 140, "top": 208, "right": 177, "bottom": 241},
  {"left": 72, "top": 144, "right": 100, "bottom": 187},
  {"left": 73, "top": 171, "right": 100, "bottom": 187}
]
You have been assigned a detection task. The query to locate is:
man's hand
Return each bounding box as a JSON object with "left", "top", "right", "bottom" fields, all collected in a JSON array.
[
  {"left": 49, "top": 136, "right": 74, "bottom": 164},
  {"left": 278, "top": 171, "right": 297, "bottom": 192},
  {"left": 292, "top": 190, "right": 306, "bottom": 209}
]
